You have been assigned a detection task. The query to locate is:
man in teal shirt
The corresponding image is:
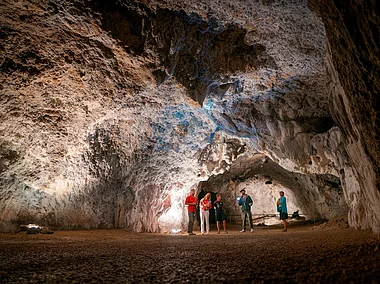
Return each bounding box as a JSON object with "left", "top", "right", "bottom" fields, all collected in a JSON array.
[
  {"left": 277, "top": 191, "right": 288, "bottom": 232},
  {"left": 238, "top": 189, "right": 254, "bottom": 232}
]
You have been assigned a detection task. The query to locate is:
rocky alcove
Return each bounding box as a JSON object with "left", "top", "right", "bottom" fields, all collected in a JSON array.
[{"left": 0, "top": 0, "right": 379, "bottom": 234}]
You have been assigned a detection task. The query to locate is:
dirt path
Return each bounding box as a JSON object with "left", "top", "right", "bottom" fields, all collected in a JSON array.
[{"left": 0, "top": 224, "right": 379, "bottom": 283}]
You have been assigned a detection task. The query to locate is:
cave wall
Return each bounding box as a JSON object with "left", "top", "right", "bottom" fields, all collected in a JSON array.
[
  {"left": 0, "top": 0, "right": 377, "bottom": 232},
  {"left": 310, "top": 0, "right": 380, "bottom": 232},
  {"left": 198, "top": 140, "right": 348, "bottom": 223},
  {"left": 1, "top": 0, "right": 217, "bottom": 231}
]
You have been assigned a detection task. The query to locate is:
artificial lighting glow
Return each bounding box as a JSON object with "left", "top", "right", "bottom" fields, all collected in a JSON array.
[
  {"left": 158, "top": 186, "right": 188, "bottom": 232},
  {"left": 158, "top": 205, "right": 183, "bottom": 230},
  {"left": 27, "top": 224, "right": 40, "bottom": 229}
]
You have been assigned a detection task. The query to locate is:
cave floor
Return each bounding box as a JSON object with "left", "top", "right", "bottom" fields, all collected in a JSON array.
[{"left": 0, "top": 224, "right": 379, "bottom": 283}]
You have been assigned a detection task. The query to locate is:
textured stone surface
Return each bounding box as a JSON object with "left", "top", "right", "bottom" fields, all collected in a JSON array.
[
  {"left": 0, "top": 0, "right": 378, "bottom": 232},
  {"left": 310, "top": 0, "right": 380, "bottom": 232},
  {"left": 201, "top": 152, "right": 347, "bottom": 223}
]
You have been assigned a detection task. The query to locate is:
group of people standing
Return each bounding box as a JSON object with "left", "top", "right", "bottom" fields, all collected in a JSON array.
[
  {"left": 185, "top": 188, "right": 288, "bottom": 235},
  {"left": 185, "top": 190, "right": 227, "bottom": 235}
]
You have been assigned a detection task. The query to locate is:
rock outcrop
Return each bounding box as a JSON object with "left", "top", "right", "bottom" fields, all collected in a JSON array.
[
  {"left": 0, "top": 0, "right": 378, "bottom": 232},
  {"left": 311, "top": 0, "right": 380, "bottom": 232}
]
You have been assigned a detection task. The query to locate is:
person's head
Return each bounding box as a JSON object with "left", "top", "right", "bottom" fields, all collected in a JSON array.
[
  {"left": 280, "top": 191, "right": 284, "bottom": 197},
  {"left": 240, "top": 189, "right": 246, "bottom": 196},
  {"left": 190, "top": 188, "right": 195, "bottom": 196},
  {"left": 216, "top": 193, "right": 222, "bottom": 201},
  {"left": 204, "top": 193, "right": 211, "bottom": 200}
]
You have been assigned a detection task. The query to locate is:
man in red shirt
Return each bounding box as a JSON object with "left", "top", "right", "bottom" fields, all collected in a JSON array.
[{"left": 185, "top": 188, "right": 197, "bottom": 235}]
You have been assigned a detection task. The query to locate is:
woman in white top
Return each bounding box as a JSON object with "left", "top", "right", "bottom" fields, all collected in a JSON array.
[{"left": 199, "top": 193, "right": 212, "bottom": 235}]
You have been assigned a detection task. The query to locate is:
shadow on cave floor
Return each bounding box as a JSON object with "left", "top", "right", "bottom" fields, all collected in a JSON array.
[{"left": 1, "top": 225, "right": 379, "bottom": 283}]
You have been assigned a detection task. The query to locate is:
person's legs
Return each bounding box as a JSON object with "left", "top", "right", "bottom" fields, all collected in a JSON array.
[
  {"left": 282, "top": 212, "right": 288, "bottom": 231},
  {"left": 188, "top": 212, "right": 194, "bottom": 234},
  {"left": 215, "top": 212, "right": 221, "bottom": 233},
  {"left": 241, "top": 211, "right": 247, "bottom": 231},
  {"left": 200, "top": 210, "right": 205, "bottom": 234},
  {"left": 280, "top": 212, "right": 288, "bottom": 231},
  {"left": 221, "top": 212, "right": 227, "bottom": 232},
  {"left": 205, "top": 210, "right": 210, "bottom": 234},
  {"left": 247, "top": 210, "right": 253, "bottom": 231}
]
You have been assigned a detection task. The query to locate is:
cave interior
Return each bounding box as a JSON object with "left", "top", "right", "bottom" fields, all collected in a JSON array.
[{"left": 0, "top": 0, "right": 379, "bottom": 235}]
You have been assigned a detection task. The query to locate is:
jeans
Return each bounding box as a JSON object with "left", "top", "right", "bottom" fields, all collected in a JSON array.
[
  {"left": 188, "top": 212, "right": 195, "bottom": 233},
  {"left": 200, "top": 210, "right": 210, "bottom": 234},
  {"left": 242, "top": 210, "right": 253, "bottom": 230}
]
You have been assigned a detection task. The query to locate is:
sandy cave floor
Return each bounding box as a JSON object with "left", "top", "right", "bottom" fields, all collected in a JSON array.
[{"left": 0, "top": 223, "right": 379, "bottom": 283}]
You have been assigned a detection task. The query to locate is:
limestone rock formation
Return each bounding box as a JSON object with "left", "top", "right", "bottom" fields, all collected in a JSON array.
[
  {"left": 311, "top": 0, "right": 380, "bottom": 232},
  {"left": 0, "top": 0, "right": 378, "bottom": 232}
]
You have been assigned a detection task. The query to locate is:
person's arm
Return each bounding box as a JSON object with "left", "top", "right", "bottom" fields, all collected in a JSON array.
[
  {"left": 277, "top": 198, "right": 282, "bottom": 212},
  {"left": 199, "top": 198, "right": 204, "bottom": 209},
  {"left": 208, "top": 201, "right": 212, "bottom": 209},
  {"left": 185, "top": 197, "right": 196, "bottom": 206},
  {"left": 248, "top": 196, "right": 253, "bottom": 206},
  {"left": 238, "top": 197, "right": 242, "bottom": 206},
  {"left": 185, "top": 197, "right": 191, "bottom": 206}
]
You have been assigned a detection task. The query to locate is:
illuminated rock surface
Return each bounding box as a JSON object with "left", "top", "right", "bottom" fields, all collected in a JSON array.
[{"left": 0, "top": 0, "right": 378, "bottom": 232}]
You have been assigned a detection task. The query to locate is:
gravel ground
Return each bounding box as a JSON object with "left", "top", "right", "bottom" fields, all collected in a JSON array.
[{"left": 0, "top": 223, "right": 379, "bottom": 283}]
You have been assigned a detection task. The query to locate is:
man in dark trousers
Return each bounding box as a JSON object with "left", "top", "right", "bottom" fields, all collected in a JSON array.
[
  {"left": 185, "top": 188, "right": 197, "bottom": 235},
  {"left": 238, "top": 189, "right": 254, "bottom": 232}
]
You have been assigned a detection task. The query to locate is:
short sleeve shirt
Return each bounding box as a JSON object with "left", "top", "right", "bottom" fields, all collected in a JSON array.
[
  {"left": 214, "top": 200, "right": 224, "bottom": 212},
  {"left": 185, "top": 195, "right": 197, "bottom": 213}
]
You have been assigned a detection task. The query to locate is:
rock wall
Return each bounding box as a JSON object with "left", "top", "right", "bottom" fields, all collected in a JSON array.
[
  {"left": 200, "top": 152, "right": 348, "bottom": 223},
  {"left": 0, "top": 0, "right": 377, "bottom": 232},
  {"left": 310, "top": 0, "right": 380, "bottom": 232}
]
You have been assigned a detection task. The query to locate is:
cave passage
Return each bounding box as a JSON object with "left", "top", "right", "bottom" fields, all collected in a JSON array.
[
  {"left": 1, "top": 0, "right": 380, "bottom": 282},
  {"left": 196, "top": 154, "right": 348, "bottom": 228},
  {"left": 0, "top": 0, "right": 379, "bottom": 254}
]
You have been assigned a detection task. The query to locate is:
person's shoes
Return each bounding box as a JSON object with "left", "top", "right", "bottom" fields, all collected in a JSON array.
[
  {"left": 206, "top": 232, "right": 209, "bottom": 235},
  {"left": 188, "top": 232, "right": 196, "bottom": 235},
  {"left": 240, "top": 229, "right": 246, "bottom": 233},
  {"left": 201, "top": 232, "right": 204, "bottom": 235},
  {"left": 224, "top": 231, "right": 228, "bottom": 234},
  {"left": 217, "top": 231, "right": 220, "bottom": 234},
  {"left": 283, "top": 229, "right": 287, "bottom": 232},
  {"left": 250, "top": 228, "right": 254, "bottom": 233}
]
